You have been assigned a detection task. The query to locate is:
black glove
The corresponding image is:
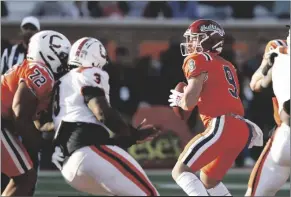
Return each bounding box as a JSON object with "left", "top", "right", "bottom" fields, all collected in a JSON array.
[
  {"left": 262, "top": 52, "right": 278, "bottom": 76},
  {"left": 131, "top": 124, "right": 161, "bottom": 144},
  {"left": 108, "top": 119, "right": 161, "bottom": 149},
  {"left": 268, "top": 52, "right": 278, "bottom": 65}
]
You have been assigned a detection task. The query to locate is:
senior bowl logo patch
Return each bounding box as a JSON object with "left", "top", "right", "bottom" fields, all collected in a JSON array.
[{"left": 188, "top": 59, "right": 195, "bottom": 72}]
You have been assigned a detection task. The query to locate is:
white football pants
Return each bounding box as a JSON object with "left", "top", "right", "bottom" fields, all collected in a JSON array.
[{"left": 61, "top": 145, "right": 159, "bottom": 196}]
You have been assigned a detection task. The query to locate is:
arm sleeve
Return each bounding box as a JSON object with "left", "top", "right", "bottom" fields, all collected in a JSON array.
[
  {"left": 80, "top": 68, "right": 110, "bottom": 103},
  {"left": 81, "top": 86, "right": 106, "bottom": 103}
]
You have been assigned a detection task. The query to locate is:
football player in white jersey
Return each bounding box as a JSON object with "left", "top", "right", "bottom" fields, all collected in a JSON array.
[
  {"left": 245, "top": 28, "right": 290, "bottom": 196},
  {"left": 51, "top": 37, "right": 160, "bottom": 196}
]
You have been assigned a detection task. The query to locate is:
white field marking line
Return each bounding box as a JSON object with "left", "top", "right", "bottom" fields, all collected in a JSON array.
[
  {"left": 36, "top": 179, "right": 290, "bottom": 191},
  {"left": 39, "top": 168, "right": 254, "bottom": 177},
  {"left": 155, "top": 183, "right": 290, "bottom": 190},
  {"left": 34, "top": 185, "right": 289, "bottom": 196}
]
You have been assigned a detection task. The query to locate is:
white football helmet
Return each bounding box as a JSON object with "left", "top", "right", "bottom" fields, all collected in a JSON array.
[
  {"left": 68, "top": 37, "right": 108, "bottom": 69},
  {"left": 27, "top": 30, "right": 71, "bottom": 76}
]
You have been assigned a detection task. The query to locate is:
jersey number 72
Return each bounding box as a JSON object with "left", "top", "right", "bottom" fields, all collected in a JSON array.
[
  {"left": 223, "top": 65, "right": 239, "bottom": 99},
  {"left": 28, "top": 68, "right": 47, "bottom": 87}
]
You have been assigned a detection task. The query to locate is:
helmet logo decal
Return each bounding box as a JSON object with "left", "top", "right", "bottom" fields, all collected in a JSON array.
[
  {"left": 99, "top": 44, "right": 107, "bottom": 59},
  {"left": 49, "top": 35, "right": 63, "bottom": 49},
  {"left": 80, "top": 50, "right": 88, "bottom": 59},
  {"left": 200, "top": 24, "right": 225, "bottom": 36}
]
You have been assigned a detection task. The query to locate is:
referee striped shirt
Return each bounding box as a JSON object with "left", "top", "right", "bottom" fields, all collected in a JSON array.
[{"left": 1, "top": 43, "right": 27, "bottom": 74}]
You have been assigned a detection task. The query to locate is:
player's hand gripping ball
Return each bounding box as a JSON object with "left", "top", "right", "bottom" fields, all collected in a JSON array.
[{"left": 170, "top": 82, "right": 192, "bottom": 120}]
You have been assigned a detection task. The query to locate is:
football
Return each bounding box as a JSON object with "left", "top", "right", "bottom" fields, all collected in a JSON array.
[{"left": 172, "top": 82, "right": 192, "bottom": 121}]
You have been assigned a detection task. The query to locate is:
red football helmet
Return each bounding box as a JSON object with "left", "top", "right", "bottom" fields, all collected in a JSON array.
[{"left": 180, "top": 19, "right": 225, "bottom": 56}]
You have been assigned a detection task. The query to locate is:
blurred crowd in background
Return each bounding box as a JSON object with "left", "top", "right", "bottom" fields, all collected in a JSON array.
[
  {"left": 1, "top": 1, "right": 290, "bottom": 170},
  {"left": 1, "top": 1, "right": 290, "bottom": 20}
]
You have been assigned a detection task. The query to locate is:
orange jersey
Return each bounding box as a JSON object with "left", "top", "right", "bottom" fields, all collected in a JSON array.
[
  {"left": 182, "top": 52, "right": 244, "bottom": 126},
  {"left": 1, "top": 60, "right": 55, "bottom": 120},
  {"left": 264, "top": 39, "right": 287, "bottom": 126}
]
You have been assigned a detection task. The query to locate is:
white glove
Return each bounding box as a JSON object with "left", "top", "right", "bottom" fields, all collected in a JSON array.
[
  {"left": 168, "top": 89, "right": 184, "bottom": 107},
  {"left": 52, "top": 146, "right": 65, "bottom": 170}
]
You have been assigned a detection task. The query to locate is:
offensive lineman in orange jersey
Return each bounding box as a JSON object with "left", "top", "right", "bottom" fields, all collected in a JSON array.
[
  {"left": 246, "top": 29, "right": 290, "bottom": 196},
  {"left": 1, "top": 30, "right": 71, "bottom": 196},
  {"left": 169, "top": 19, "right": 263, "bottom": 196}
]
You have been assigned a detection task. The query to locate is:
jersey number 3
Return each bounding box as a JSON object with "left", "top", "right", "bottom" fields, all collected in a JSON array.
[
  {"left": 223, "top": 65, "right": 239, "bottom": 99},
  {"left": 94, "top": 73, "right": 101, "bottom": 84}
]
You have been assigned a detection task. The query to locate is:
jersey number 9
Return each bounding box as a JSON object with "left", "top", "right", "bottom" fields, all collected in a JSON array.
[{"left": 223, "top": 65, "right": 239, "bottom": 99}]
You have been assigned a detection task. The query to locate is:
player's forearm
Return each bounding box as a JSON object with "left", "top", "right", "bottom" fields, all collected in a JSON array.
[
  {"left": 12, "top": 85, "right": 42, "bottom": 148},
  {"left": 250, "top": 72, "right": 264, "bottom": 92},
  {"left": 87, "top": 97, "right": 132, "bottom": 136},
  {"left": 260, "top": 68, "right": 273, "bottom": 88},
  {"left": 180, "top": 75, "right": 204, "bottom": 111},
  {"left": 250, "top": 58, "right": 270, "bottom": 92},
  {"left": 12, "top": 102, "right": 38, "bottom": 137},
  {"left": 13, "top": 118, "right": 42, "bottom": 150},
  {"left": 101, "top": 108, "right": 132, "bottom": 136},
  {"left": 180, "top": 94, "right": 197, "bottom": 111}
]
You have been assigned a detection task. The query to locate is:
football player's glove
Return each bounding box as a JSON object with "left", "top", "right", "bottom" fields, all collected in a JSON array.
[
  {"left": 52, "top": 146, "right": 65, "bottom": 170},
  {"left": 109, "top": 119, "right": 161, "bottom": 149},
  {"left": 262, "top": 48, "right": 280, "bottom": 76},
  {"left": 132, "top": 121, "right": 161, "bottom": 144}
]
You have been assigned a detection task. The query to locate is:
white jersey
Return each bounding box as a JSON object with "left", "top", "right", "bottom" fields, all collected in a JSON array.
[
  {"left": 52, "top": 67, "right": 110, "bottom": 131},
  {"left": 272, "top": 52, "right": 290, "bottom": 114}
]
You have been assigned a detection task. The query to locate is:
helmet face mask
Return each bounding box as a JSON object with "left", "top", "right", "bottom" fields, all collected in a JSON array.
[{"left": 180, "top": 32, "right": 208, "bottom": 56}]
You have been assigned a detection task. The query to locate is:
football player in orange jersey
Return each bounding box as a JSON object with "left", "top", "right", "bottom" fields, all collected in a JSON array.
[
  {"left": 1, "top": 30, "right": 71, "bottom": 196},
  {"left": 168, "top": 19, "right": 263, "bottom": 196},
  {"left": 246, "top": 28, "right": 290, "bottom": 196}
]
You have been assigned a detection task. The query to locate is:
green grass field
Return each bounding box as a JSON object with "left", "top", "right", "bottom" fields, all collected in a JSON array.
[{"left": 35, "top": 169, "right": 290, "bottom": 196}]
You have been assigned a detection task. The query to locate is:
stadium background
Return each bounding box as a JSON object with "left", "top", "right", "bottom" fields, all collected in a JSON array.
[{"left": 1, "top": 1, "right": 290, "bottom": 196}]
